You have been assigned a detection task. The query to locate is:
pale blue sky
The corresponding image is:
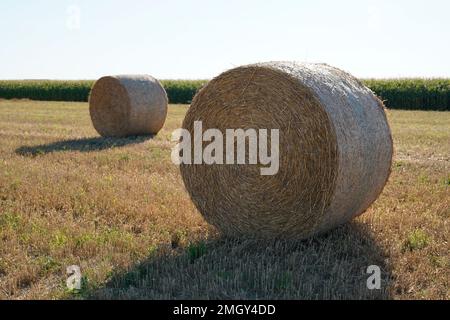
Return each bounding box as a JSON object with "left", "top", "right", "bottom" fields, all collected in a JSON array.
[{"left": 0, "top": 0, "right": 449, "bottom": 79}]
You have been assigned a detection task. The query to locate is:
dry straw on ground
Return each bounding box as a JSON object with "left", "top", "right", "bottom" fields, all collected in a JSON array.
[
  {"left": 181, "top": 62, "right": 393, "bottom": 239},
  {"left": 89, "top": 75, "right": 168, "bottom": 137}
]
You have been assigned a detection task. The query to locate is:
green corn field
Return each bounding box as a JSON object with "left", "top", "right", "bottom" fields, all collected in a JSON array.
[
  {"left": 362, "top": 78, "right": 449, "bottom": 111},
  {"left": 0, "top": 78, "right": 448, "bottom": 110}
]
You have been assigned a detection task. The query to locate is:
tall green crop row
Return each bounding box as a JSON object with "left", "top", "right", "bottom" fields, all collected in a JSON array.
[
  {"left": 0, "top": 79, "right": 448, "bottom": 110},
  {"left": 362, "top": 78, "right": 449, "bottom": 111},
  {"left": 0, "top": 80, "right": 93, "bottom": 102},
  {"left": 0, "top": 80, "right": 208, "bottom": 105},
  {"left": 160, "top": 80, "right": 207, "bottom": 104}
]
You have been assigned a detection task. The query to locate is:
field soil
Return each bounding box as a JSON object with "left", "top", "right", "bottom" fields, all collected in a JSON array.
[{"left": 0, "top": 100, "right": 448, "bottom": 299}]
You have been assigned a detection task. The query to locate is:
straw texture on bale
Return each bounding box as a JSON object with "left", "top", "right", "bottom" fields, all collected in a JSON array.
[
  {"left": 89, "top": 75, "right": 168, "bottom": 137},
  {"left": 180, "top": 62, "right": 393, "bottom": 239}
]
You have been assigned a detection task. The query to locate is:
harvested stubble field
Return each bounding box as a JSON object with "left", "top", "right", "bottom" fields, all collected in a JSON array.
[{"left": 0, "top": 100, "right": 448, "bottom": 300}]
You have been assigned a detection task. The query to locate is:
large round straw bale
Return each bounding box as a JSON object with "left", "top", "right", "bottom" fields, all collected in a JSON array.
[
  {"left": 180, "top": 62, "right": 393, "bottom": 239},
  {"left": 89, "top": 75, "right": 168, "bottom": 137}
]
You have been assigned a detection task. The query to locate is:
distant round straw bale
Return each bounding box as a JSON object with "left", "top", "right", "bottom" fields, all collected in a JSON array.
[
  {"left": 180, "top": 62, "right": 393, "bottom": 239},
  {"left": 89, "top": 75, "right": 168, "bottom": 137}
]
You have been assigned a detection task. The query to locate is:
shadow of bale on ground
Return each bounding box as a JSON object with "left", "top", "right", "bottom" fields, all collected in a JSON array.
[
  {"left": 15, "top": 135, "right": 153, "bottom": 156},
  {"left": 88, "top": 222, "right": 392, "bottom": 300}
]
